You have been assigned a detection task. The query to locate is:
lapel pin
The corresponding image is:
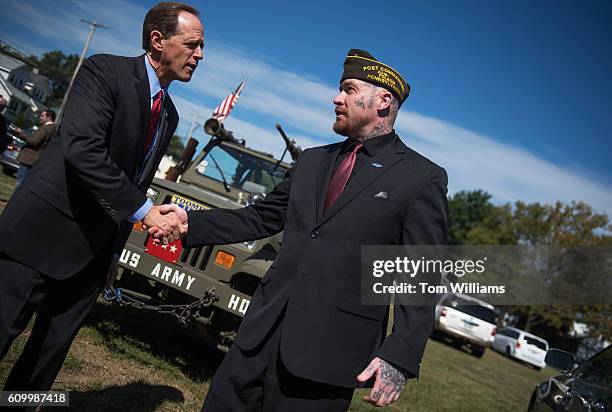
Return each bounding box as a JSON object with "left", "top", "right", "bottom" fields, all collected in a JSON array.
[{"left": 371, "top": 162, "right": 383, "bottom": 168}]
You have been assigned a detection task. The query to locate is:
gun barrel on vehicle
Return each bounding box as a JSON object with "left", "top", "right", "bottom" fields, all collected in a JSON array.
[
  {"left": 275, "top": 124, "right": 302, "bottom": 162},
  {"left": 203, "top": 118, "right": 245, "bottom": 145}
]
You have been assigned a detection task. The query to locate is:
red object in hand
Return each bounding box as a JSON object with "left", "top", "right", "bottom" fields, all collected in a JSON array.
[{"left": 145, "top": 235, "right": 182, "bottom": 264}]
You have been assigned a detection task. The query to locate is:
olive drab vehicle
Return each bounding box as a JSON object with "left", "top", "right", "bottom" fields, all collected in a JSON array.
[{"left": 107, "top": 118, "right": 301, "bottom": 352}]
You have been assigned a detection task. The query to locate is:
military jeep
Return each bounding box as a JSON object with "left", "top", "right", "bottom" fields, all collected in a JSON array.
[{"left": 111, "top": 119, "right": 300, "bottom": 352}]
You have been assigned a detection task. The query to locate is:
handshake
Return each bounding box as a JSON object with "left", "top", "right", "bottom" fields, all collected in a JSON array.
[{"left": 142, "top": 204, "right": 188, "bottom": 244}]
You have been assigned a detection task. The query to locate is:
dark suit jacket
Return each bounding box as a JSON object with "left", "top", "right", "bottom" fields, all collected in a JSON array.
[
  {"left": 0, "top": 54, "right": 178, "bottom": 279},
  {"left": 185, "top": 134, "right": 448, "bottom": 388},
  {"left": 16, "top": 123, "right": 57, "bottom": 166}
]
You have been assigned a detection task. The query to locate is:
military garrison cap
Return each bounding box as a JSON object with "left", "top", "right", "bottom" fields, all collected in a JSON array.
[{"left": 340, "top": 49, "right": 410, "bottom": 105}]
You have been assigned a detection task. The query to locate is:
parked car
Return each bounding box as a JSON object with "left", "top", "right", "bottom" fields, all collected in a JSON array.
[
  {"left": 1, "top": 134, "right": 25, "bottom": 175},
  {"left": 492, "top": 326, "right": 549, "bottom": 370},
  {"left": 433, "top": 293, "right": 497, "bottom": 358},
  {"left": 1, "top": 124, "right": 32, "bottom": 175},
  {"left": 527, "top": 345, "right": 611, "bottom": 411}
]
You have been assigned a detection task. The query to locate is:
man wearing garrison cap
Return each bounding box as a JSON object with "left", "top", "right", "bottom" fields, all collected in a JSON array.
[{"left": 157, "top": 48, "right": 448, "bottom": 411}]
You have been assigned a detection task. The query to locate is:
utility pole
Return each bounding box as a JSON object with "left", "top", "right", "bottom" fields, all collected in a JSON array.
[
  {"left": 57, "top": 19, "right": 109, "bottom": 121},
  {"left": 186, "top": 113, "right": 202, "bottom": 141}
]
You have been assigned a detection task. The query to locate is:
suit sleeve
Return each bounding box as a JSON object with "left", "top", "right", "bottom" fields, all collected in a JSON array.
[
  {"left": 377, "top": 166, "right": 448, "bottom": 378},
  {"left": 60, "top": 55, "right": 146, "bottom": 224},
  {"left": 183, "top": 151, "right": 305, "bottom": 247}
]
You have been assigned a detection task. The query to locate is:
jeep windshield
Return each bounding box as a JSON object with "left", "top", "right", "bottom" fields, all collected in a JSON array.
[{"left": 195, "top": 144, "right": 289, "bottom": 195}]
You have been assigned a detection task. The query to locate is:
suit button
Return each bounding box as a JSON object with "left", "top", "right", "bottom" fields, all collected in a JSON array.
[{"left": 311, "top": 230, "right": 319, "bottom": 238}]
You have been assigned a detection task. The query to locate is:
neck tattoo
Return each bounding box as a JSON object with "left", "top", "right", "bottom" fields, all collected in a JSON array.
[{"left": 363, "top": 121, "right": 391, "bottom": 140}]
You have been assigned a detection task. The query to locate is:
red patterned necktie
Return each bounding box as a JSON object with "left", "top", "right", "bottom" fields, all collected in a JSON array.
[
  {"left": 144, "top": 89, "right": 164, "bottom": 153},
  {"left": 323, "top": 142, "right": 363, "bottom": 213}
]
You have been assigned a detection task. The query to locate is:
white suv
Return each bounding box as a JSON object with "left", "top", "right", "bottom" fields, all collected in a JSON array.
[
  {"left": 492, "top": 326, "right": 548, "bottom": 370},
  {"left": 433, "top": 294, "right": 497, "bottom": 358}
]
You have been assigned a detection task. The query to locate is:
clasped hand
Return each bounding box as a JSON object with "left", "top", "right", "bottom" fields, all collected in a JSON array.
[{"left": 142, "top": 204, "right": 188, "bottom": 244}]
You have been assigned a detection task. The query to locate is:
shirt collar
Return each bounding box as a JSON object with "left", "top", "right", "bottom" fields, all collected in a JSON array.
[
  {"left": 341, "top": 130, "right": 396, "bottom": 157},
  {"left": 144, "top": 55, "right": 169, "bottom": 98}
]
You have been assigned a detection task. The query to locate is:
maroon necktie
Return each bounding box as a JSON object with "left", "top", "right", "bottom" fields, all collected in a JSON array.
[
  {"left": 144, "top": 89, "right": 164, "bottom": 153},
  {"left": 323, "top": 142, "right": 363, "bottom": 213}
]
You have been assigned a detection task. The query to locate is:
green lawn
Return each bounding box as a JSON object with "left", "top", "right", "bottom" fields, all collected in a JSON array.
[{"left": 1, "top": 300, "right": 555, "bottom": 411}]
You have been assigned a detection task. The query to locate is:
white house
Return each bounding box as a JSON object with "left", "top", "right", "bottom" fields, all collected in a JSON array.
[{"left": 0, "top": 53, "right": 50, "bottom": 125}]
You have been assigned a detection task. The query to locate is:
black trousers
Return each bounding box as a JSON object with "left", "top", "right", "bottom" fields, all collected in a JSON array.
[
  {"left": 202, "top": 313, "right": 354, "bottom": 412},
  {"left": 0, "top": 252, "right": 106, "bottom": 391}
]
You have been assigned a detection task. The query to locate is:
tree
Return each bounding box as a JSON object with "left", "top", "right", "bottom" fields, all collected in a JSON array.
[
  {"left": 165, "top": 134, "right": 185, "bottom": 161},
  {"left": 465, "top": 204, "right": 517, "bottom": 245},
  {"left": 29, "top": 51, "right": 79, "bottom": 107},
  {"left": 505, "top": 202, "right": 612, "bottom": 342},
  {"left": 448, "top": 194, "right": 612, "bottom": 342},
  {"left": 448, "top": 190, "right": 494, "bottom": 244},
  {"left": 513, "top": 201, "right": 612, "bottom": 246}
]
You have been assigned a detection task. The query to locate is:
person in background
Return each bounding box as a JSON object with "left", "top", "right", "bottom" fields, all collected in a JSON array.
[{"left": 13, "top": 109, "right": 57, "bottom": 186}]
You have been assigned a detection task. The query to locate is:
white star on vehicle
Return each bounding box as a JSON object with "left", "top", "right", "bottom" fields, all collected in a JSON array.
[
  {"left": 161, "top": 244, "right": 168, "bottom": 250},
  {"left": 170, "top": 245, "right": 177, "bottom": 253}
]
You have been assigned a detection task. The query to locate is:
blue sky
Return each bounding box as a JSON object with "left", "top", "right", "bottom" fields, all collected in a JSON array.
[{"left": 1, "top": 0, "right": 611, "bottom": 216}]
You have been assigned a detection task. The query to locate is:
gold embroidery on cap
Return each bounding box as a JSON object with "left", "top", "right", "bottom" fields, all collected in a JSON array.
[{"left": 348, "top": 55, "right": 406, "bottom": 94}]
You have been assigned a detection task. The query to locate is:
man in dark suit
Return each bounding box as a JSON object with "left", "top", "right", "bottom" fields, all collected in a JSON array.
[
  {"left": 157, "top": 49, "right": 448, "bottom": 411},
  {"left": 0, "top": 2, "right": 203, "bottom": 392},
  {"left": 14, "top": 109, "right": 57, "bottom": 186}
]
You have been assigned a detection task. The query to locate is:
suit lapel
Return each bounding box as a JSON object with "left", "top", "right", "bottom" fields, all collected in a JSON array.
[
  {"left": 134, "top": 55, "right": 150, "bottom": 174},
  {"left": 317, "top": 137, "right": 405, "bottom": 227},
  {"left": 315, "top": 143, "right": 343, "bottom": 224}
]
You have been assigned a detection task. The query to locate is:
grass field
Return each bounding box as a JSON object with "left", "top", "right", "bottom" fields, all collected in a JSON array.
[
  {"left": 0, "top": 171, "right": 556, "bottom": 411},
  {"left": 0, "top": 300, "right": 555, "bottom": 411}
]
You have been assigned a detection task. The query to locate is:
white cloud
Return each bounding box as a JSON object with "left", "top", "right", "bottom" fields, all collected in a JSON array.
[{"left": 394, "top": 112, "right": 612, "bottom": 215}]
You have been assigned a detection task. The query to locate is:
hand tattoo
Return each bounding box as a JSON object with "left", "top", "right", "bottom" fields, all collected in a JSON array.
[{"left": 380, "top": 359, "right": 406, "bottom": 395}]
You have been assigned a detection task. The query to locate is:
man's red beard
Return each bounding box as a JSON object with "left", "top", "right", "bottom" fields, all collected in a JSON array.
[{"left": 333, "top": 112, "right": 349, "bottom": 136}]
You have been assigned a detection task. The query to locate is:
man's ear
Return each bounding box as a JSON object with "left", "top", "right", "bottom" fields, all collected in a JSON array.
[
  {"left": 378, "top": 91, "right": 393, "bottom": 111},
  {"left": 150, "top": 30, "right": 164, "bottom": 53}
]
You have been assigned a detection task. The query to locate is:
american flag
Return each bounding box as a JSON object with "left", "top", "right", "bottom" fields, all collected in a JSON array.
[{"left": 212, "top": 81, "right": 246, "bottom": 122}]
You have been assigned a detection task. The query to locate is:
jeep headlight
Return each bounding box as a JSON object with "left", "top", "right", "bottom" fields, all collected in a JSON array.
[
  {"left": 241, "top": 240, "right": 258, "bottom": 251},
  {"left": 146, "top": 187, "right": 159, "bottom": 203}
]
